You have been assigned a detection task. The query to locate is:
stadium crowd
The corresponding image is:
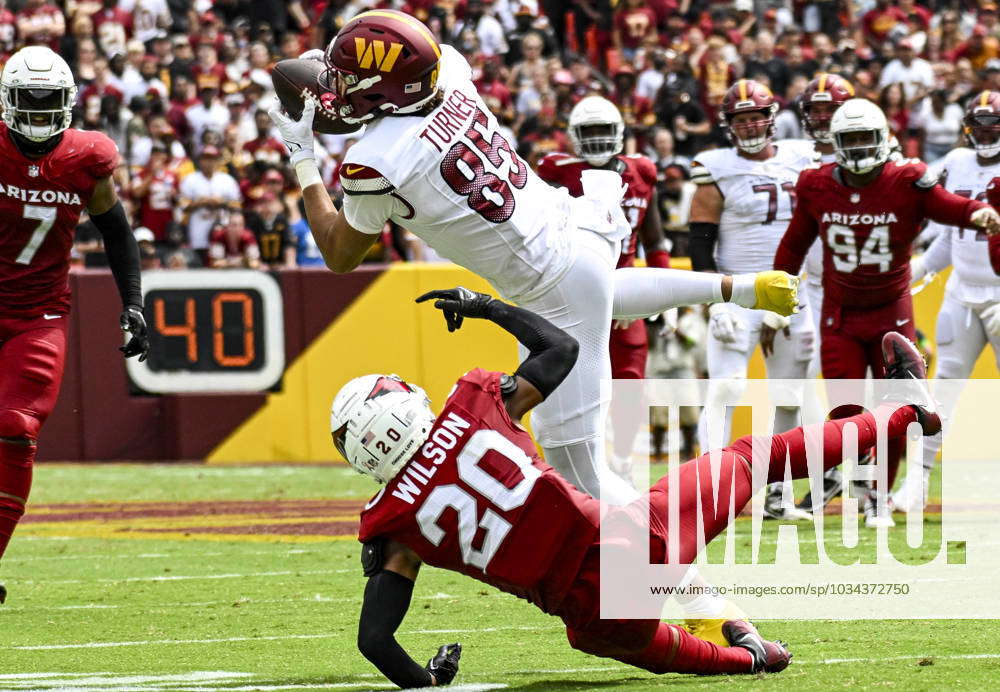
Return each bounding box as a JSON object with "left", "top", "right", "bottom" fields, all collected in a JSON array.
[{"left": 2, "top": 0, "right": 991, "bottom": 271}]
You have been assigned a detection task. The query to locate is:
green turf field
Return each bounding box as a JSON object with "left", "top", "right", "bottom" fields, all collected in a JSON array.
[{"left": 2, "top": 463, "right": 997, "bottom": 691}]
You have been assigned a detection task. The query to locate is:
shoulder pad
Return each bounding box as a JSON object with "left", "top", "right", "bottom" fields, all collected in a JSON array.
[
  {"left": 499, "top": 373, "right": 518, "bottom": 396},
  {"left": 340, "top": 163, "right": 394, "bottom": 196},
  {"left": 361, "top": 539, "right": 385, "bottom": 577},
  {"left": 913, "top": 166, "right": 939, "bottom": 190},
  {"left": 690, "top": 162, "right": 714, "bottom": 185}
]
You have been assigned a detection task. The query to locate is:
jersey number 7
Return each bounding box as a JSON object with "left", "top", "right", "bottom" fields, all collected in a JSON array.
[
  {"left": 416, "top": 429, "right": 540, "bottom": 571},
  {"left": 16, "top": 205, "right": 58, "bottom": 265}
]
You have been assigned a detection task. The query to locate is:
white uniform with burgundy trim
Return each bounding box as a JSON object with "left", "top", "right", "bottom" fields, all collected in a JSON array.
[{"left": 338, "top": 44, "right": 643, "bottom": 504}]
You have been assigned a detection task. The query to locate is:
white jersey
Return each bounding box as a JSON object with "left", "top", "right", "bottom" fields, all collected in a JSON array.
[
  {"left": 803, "top": 146, "right": 838, "bottom": 286},
  {"left": 691, "top": 139, "right": 817, "bottom": 274},
  {"left": 340, "top": 45, "right": 582, "bottom": 302},
  {"left": 922, "top": 147, "right": 1000, "bottom": 304}
]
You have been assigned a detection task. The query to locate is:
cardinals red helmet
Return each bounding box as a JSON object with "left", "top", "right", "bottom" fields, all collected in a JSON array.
[
  {"left": 720, "top": 79, "right": 778, "bottom": 154},
  {"left": 323, "top": 10, "right": 442, "bottom": 124},
  {"left": 801, "top": 73, "right": 855, "bottom": 144},
  {"left": 965, "top": 90, "right": 1000, "bottom": 159}
]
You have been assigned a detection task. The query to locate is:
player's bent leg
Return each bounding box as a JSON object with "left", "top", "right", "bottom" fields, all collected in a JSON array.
[
  {"left": 609, "top": 321, "right": 648, "bottom": 481},
  {"left": 565, "top": 619, "right": 761, "bottom": 675},
  {"left": 0, "top": 410, "right": 39, "bottom": 561},
  {"left": 543, "top": 440, "right": 640, "bottom": 505},
  {"left": 696, "top": 319, "right": 754, "bottom": 452}
]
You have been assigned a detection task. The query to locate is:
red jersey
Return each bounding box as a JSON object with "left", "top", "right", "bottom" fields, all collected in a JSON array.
[
  {"left": 774, "top": 159, "right": 986, "bottom": 310},
  {"left": 136, "top": 168, "right": 179, "bottom": 240},
  {"left": 0, "top": 125, "right": 118, "bottom": 316},
  {"left": 358, "top": 369, "right": 600, "bottom": 614},
  {"left": 537, "top": 153, "right": 657, "bottom": 267}
]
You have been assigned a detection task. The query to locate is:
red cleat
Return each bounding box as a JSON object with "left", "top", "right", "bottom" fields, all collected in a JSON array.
[
  {"left": 722, "top": 620, "right": 791, "bottom": 673},
  {"left": 881, "top": 332, "right": 941, "bottom": 435}
]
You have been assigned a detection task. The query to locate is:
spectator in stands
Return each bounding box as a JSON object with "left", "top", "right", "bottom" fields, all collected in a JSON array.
[
  {"left": 208, "top": 211, "right": 261, "bottom": 269},
  {"left": 132, "top": 145, "right": 180, "bottom": 243},
  {"left": 657, "top": 163, "right": 695, "bottom": 258},
  {"left": 693, "top": 35, "right": 736, "bottom": 120},
  {"left": 653, "top": 81, "right": 710, "bottom": 159},
  {"left": 454, "top": 0, "right": 507, "bottom": 59},
  {"left": 774, "top": 75, "right": 808, "bottom": 140},
  {"left": 507, "top": 31, "right": 552, "bottom": 98},
  {"left": 930, "top": 10, "right": 965, "bottom": 63},
  {"left": 292, "top": 199, "right": 325, "bottom": 267},
  {"left": 613, "top": 0, "right": 657, "bottom": 61},
  {"left": 16, "top": 0, "right": 65, "bottom": 52},
  {"left": 879, "top": 82, "right": 913, "bottom": 150},
  {"left": 648, "top": 127, "right": 690, "bottom": 176},
  {"left": 506, "top": 0, "right": 557, "bottom": 65},
  {"left": 611, "top": 63, "right": 656, "bottom": 152},
  {"left": 246, "top": 190, "right": 295, "bottom": 269},
  {"left": 186, "top": 74, "right": 229, "bottom": 150},
  {"left": 949, "top": 23, "right": 1000, "bottom": 71},
  {"left": 134, "top": 227, "right": 161, "bottom": 271},
  {"left": 92, "top": 0, "right": 132, "bottom": 57},
  {"left": 880, "top": 37, "right": 935, "bottom": 103},
  {"left": 862, "top": 0, "right": 908, "bottom": 49},
  {"left": 180, "top": 145, "right": 240, "bottom": 261},
  {"left": 474, "top": 58, "right": 515, "bottom": 121},
  {"left": 0, "top": 2, "right": 15, "bottom": 62},
  {"left": 636, "top": 49, "right": 668, "bottom": 103},
  {"left": 913, "top": 88, "right": 964, "bottom": 163}
]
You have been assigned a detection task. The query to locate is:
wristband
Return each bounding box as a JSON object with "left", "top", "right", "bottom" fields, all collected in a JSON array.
[{"left": 293, "top": 157, "right": 323, "bottom": 189}]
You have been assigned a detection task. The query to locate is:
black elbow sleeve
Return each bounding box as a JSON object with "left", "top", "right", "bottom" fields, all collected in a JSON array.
[
  {"left": 689, "top": 221, "right": 719, "bottom": 272},
  {"left": 91, "top": 201, "right": 142, "bottom": 308}
]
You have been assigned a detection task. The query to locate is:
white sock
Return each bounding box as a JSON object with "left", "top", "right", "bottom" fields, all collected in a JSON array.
[
  {"left": 684, "top": 593, "right": 726, "bottom": 618},
  {"left": 612, "top": 268, "right": 723, "bottom": 319}
]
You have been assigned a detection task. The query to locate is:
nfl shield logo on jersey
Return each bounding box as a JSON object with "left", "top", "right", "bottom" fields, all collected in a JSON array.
[
  {"left": 850, "top": 192, "right": 860, "bottom": 203},
  {"left": 27, "top": 165, "right": 39, "bottom": 177}
]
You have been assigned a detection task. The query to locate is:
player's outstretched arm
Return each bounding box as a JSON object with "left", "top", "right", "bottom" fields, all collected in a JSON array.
[
  {"left": 357, "top": 539, "right": 462, "bottom": 687},
  {"left": 415, "top": 287, "right": 579, "bottom": 420},
  {"left": 687, "top": 174, "right": 723, "bottom": 272},
  {"left": 268, "top": 97, "right": 377, "bottom": 273},
  {"left": 88, "top": 176, "right": 149, "bottom": 361},
  {"left": 772, "top": 200, "right": 817, "bottom": 277}
]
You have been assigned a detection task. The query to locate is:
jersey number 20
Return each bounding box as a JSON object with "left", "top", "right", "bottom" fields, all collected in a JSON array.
[
  {"left": 415, "top": 429, "right": 540, "bottom": 571},
  {"left": 440, "top": 108, "right": 528, "bottom": 223}
]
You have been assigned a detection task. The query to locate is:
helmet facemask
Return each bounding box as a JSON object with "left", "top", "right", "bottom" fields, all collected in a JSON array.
[
  {"left": 571, "top": 122, "right": 623, "bottom": 166},
  {"left": 805, "top": 101, "right": 839, "bottom": 144},
  {"left": 727, "top": 110, "right": 774, "bottom": 154},
  {"left": 1, "top": 85, "right": 75, "bottom": 141},
  {"left": 966, "top": 113, "right": 1000, "bottom": 160},
  {"left": 834, "top": 127, "right": 889, "bottom": 174}
]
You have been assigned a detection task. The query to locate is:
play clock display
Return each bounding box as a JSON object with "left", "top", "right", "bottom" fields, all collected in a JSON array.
[{"left": 126, "top": 270, "right": 285, "bottom": 393}]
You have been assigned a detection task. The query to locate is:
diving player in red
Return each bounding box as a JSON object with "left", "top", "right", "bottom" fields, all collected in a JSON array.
[
  {"left": 337, "top": 286, "right": 941, "bottom": 689},
  {"left": 773, "top": 98, "right": 1000, "bottom": 527},
  {"left": 0, "top": 47, "right": 149, "bottom": 604},
  {"left": 537, "top": 95, "right": 669, "bottom": 477}
]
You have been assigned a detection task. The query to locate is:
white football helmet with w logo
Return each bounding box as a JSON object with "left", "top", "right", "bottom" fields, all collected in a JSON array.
[
  {"left": 331, "top": 374, "right": 436, "bottom": 484},
  {"left": 0, "top": 46, "right": 77, "bottom": 142}
]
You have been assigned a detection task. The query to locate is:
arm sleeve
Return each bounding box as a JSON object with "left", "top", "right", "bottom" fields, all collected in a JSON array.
[
  {"left": 357, "top": 570, "right": 433, "bottom": 689},
  {"left": 921, "top": 227, "right": 952, "bottom": 274},
  {"left": 90, "top": 201, "right": 142, "bottom": 308},
  {"left": 484, "top": 300, "right": 579, "bottom": 400},
  {"left": 688, "top": 221, "right": 718, "bottom": 271},
  {"left": 922, "top": 185, "right": 987, "bottom": 229},
  {"left": 773, "top": 191, "right": 817, "bottom": 275}
]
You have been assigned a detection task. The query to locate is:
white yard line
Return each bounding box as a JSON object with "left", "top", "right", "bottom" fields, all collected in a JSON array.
[{"left": 27, "top": 568, "right": 354, "bottom": 585}]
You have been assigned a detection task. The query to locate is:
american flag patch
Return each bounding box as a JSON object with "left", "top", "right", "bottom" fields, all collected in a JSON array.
[
  {"left": 404, "top": 82, "right": 421, "bottom": 93},
  {"left": 362, "top": 432, "right": 375, "bottom": 445}
]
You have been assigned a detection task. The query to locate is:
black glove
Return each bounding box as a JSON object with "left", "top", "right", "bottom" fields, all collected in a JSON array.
[
  {"left": 119, "top": 304, "right": 150, "bottom": 362},
  {"left": 426, "top": 642, "right": 461, "bottom": 685},
  {"left": 415, "top": 287, "right": 495, "bottom": 332}
]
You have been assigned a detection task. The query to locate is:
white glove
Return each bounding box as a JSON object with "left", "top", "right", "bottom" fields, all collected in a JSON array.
[
  {"left": 762, "top": 311, "right": 791, "bottom": 330},
  {"left": 982, "top": 303, "right": 1000, "bottom": 337},
  {"left": 267, "top": 96, "right": 316, "bottom": 165},
  {"left": 910, "top": 255, "right": 927, "bottom": 283},
  {"left": 709, "top": 303, "right": 743, "bottom": 343},
  {"left": 299, "top": 49, "right": 325, "bottom": 61}
]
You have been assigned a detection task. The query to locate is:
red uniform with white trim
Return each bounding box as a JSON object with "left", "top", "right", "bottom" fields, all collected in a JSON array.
[
  {"left": 0, "top": 124, "right": 119, "bottom": 562},
  {"left": 357, "top": 367, "right": 924, "bottom": 674},
  {"left": 537, "top": 152, "right": 661, "bottom": 378},
  {"left": 775, "top": 158, "right": 986, "bottom": 379}
]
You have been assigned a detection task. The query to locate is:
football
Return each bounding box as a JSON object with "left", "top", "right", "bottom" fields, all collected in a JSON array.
[{"left": 271, "top": 58, "right": 362, "bottom": 136}]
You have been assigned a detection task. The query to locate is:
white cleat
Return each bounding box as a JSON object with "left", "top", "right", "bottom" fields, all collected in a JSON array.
[
  {"left": 890, "top": 477, "right": 929, "bottom": 514},
  {"left": 864, "top": 490, "right": 896, "bottom": 528}
]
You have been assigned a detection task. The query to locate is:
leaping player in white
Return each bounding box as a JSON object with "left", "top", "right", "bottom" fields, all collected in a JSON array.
[{"left": 268, "top": 10, "right": 797, "bottom": 508}]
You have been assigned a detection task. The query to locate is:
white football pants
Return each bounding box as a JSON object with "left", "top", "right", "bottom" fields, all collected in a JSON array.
[
  {"left": 697, "top": 303, "right": 815, "bottom": 453},
  {"left": 921, "top": 292, "right": 1000, "bottom": 470},
  {"left": 517, "top": 230, "right": 729, "bottom": 505}
]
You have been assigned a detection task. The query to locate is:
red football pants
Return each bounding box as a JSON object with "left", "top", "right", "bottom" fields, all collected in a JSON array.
[
  {"left": 559, "top": 405, "right": 919, "bottom": 675},
  {"left": 0, "top": 313, "right": 68, "bottom": 560},
  {"left": 609, "top": 319, "right": 648, "bottom": 458},
  {"left": 820, "top": 295, "right": 917, "bottom": 489}
]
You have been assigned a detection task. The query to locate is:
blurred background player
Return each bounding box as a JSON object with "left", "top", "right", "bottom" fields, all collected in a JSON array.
[
  {"left": 688, "top": 79, "right": 817, "bottom": 521},
  {"left": 898, "top": 91, "right": 1000, "bottom": 512},
  {"left": 272, "top": 11, "right": 799, "bottom": 509},
  {"left": 782, "top": 74, "right": 856, "bottom": 514},
  {"left": 537, "top": 95, "right": 670, "bottom": 480},
  {"left": 774, "top": 98, "right": 1000, "bottom": 528},
  {"left": 0, "top": 46, "right": 148, "bottom": 604},
  {"left": 339, "top": 286, "right": 941, "bottom": 688}
]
